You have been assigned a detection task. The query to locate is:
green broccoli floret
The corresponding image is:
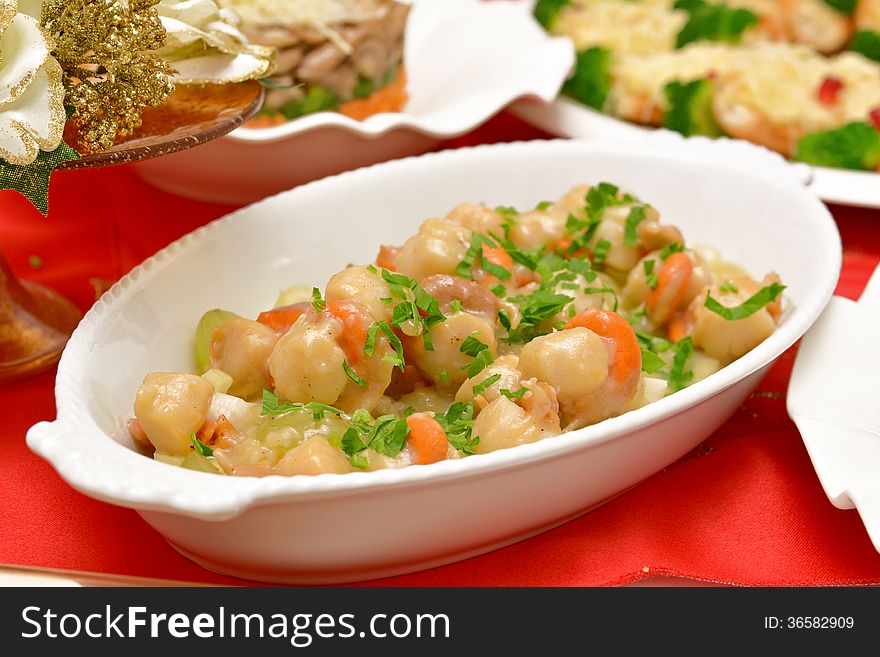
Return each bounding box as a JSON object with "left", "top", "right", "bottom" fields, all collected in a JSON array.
[
  {"left": 850, "top": 30, "right": 880, "bottom": 62},
  {"left": 563, "top": 47, "right": 613, "bottom": 111},
  {"left": 821, "top": 0, "right": 857, "bottom": 15},
  {"left": 794, "top": 122, "right": 880, "bottom": 171},
  {"left": 533, "top": 0, "right": 571, "bottom": 30},
  {"left": 674, "top": 0, "right": 759, "bottom": 49},
  {"left": 662, "top": 79, "right": 725, "bottom": 137}
]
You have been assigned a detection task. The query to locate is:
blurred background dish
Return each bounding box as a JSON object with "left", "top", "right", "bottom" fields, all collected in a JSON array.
[
  {"left": 130, "top": 0, "right": 575, "bottom": 205},
  {"left": 515, "top": 0, "right": 880, "bottom": 208}
]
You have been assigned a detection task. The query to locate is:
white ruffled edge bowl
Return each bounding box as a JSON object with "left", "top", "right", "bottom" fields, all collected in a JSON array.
[
  {"left": 131, "top": 0, "right": 575, "bottom": 205},
  {"left": 28, "top": 137, "right": 840, "bottom": 582}
]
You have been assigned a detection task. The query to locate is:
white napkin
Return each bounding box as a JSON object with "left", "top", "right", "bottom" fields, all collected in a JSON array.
[{"left": 788, "top": 265, "right": 880, "bottom": 553}]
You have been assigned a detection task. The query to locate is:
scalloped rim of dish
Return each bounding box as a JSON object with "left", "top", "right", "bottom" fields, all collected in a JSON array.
[
  {"left": 511, "top": 96, "right": 880, "bottom": 209},
  {"left": 27, "top": 138, "right": 842, "bottom": 521}
]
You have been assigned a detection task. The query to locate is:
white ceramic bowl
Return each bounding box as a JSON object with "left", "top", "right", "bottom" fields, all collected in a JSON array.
[
  {"left": 131, "top": 0, "right": 574, "bottom": 205},
  {"left": 28, "top": 139, "right": 841, "bottom": 584}
]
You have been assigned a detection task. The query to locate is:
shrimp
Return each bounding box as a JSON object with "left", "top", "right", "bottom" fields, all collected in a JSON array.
[
  {"left": 671, "top": 273, "right": 783, "bottom": 363},
  {"left": 624, "top": 250, "right": 714, "bottom": 327},
  {"left": 781, "top": 0, "right": 853, "bottom": 54},
  {"left": 519, "top": 308, "right": 641, "bottom": 429},
  {"left": 472, "top": 384, "right": 561, "bottom": 454}
]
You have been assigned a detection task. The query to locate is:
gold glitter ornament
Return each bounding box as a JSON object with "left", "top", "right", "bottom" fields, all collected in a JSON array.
[{"left": 41, "top": 0, "right": 175, "bottom": 153}]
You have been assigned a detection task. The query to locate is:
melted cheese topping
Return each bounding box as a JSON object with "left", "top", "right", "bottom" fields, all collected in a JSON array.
[{"left": 554, "top": 1, "right": 687, "bottom": 55}]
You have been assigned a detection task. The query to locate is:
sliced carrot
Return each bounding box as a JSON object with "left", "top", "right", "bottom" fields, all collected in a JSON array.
[
  {"left": 647, "top": 252, "right": 693, "bottom": 324},
  {"left": 565, "top": 308, "right": 641, "bottom": 384},
  {"left": 339, "top": 67, "right": 408, "bottom": 121},
  {"left": 376, "top": 244, "right": 398, "bottom": 271},
  {"left": 406, "top": 414, "right": 448, "bottom": 465},
  {"left": 667, "top": 313, "right": 690, "bottom": 344},
  {"left": 326, "top": 301, "right": 369, "bottom": 365},
  {"left": 257, "top": 302, "right": 309, "bottom": 334}
]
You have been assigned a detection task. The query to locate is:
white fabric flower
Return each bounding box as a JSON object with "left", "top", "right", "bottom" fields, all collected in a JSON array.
[
  {"left": 0, "top": 0, "right": 65, "bottom": 166},
  {"left": 155, "top": 0, "right": 275, "bottom": 84}
]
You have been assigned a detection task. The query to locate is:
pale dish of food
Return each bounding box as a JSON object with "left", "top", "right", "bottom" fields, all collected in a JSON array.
[
  {"left": 534, "top": 0, "right": 880, "bottom": 173},
  {"left": 128, "top": 182, "right": 785, "bottom": 478},
  {"left": 225, "top": 0, "right": 410, "bottom": 125}
]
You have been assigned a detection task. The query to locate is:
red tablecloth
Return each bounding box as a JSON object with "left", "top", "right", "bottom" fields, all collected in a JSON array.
[{"left": 3, "top": 112, "right": 880, "bottom": 586}]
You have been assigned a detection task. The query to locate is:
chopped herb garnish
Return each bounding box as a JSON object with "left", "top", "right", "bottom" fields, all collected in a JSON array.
[
  {"left": 472, "top": 373, "right": 502, "bottom": 396},
  {"left": 624, "top": 206, "right": 647, "bottom": 245},
  {"left": 366, "top": 264, "right": 378, "bottom": 274},
  {"left": 636, "top": 331, "right": 672, "bottom": 354},
  {"left": 592, "top": 238, "right": 612, "bottom": 266},
  {"left": 455, "top": 234, "right": 486, "bottom": 280},
  {"left": 483, "top": 259, "right": 512, "bottom": 280},
  {"left": 719, "top": 281, "right": 739, "bottom": 294},
  {"left": 500, "top": 386, "right": 528, "bottom": 400},
  {"left": 450, "top": 299, "right": 464, "bottom": 314},
  {"left": 380, "top": 268, "right": 446, "bottom": 351},
  {"left": 343, "top": 360, "right": 368, "bottom": 387},
  {"left": 535, "top": 200, "right": 554, "bottom": 211},
  {"left": 261, "top": 390, "right": 344, "bottom": 420},
  {"left": 505, "top": 287, "right": 574, "bottom": 344},
  {"left": 584, "top": 285, "right": 618, "bottom": 311},
  {"left": 438, "top": 369, "right": 449, "bottom": 385},
  {"left": 640, "top": 348, "right": 666, "bottom": 374},
  {"left": 311, "top": 287, "right": 326, "bottom": 312},
  {"left": 380, "top": 297, "right": 393, "bottom": 305},
  {"left": 491, "top": 284, "right": 507, "bottom": 297},
  {"left": 705, "top": 283, "right": 785, "bottom": 320},
  {"left": 460, "top": 333, "right": 490, "bottom": 357},
  {"left": 435, "top": 402, "right": 479, "bottom": 455},
  {"left": 644, "top": 259, "right": 658, "bottom": 289},
  {"left": 340, "top": 411, "right": 413, "bottom": 466},
  {"left": 660, "top": 242, "right": 686, "bottom": 260},
  {"left": 668, "top": 337, "right": 695, "bottom": 392},
  {"left": 190, "top": 431, "right": 213, "bottom": 457}
]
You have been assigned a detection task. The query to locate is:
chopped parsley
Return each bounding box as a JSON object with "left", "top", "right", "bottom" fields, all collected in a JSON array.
[
  {"left": 583, "top": 285, "right": 619, "bottom": 311},
  {"left": 668, "top": 337, "right": 695, "bottom": 392},
  {"left": 660, "top": 242, "right": 686, "bottom": 260},
  {"left": 366, "top": 320, "right": 405, "bottom": 369},
  {"left": 505, "top": 287, "right": 574, "bottom": 344},
  {"left": 435, "top": 402, "right": 479, "bottom": 455},
  {"left": 644, "top": 259, "right": 658, "bottom": 289},
  {"left": 535, "top": 200, "right": 554, "bottom": 211},
  {"left": 450, "top": 299, "right": 464, "bottom": 314},
  {"left": 500, "top": 386, "right": 529, "bottom": 400},
  {"left": 340, "top": 411, "right": 412, "bottom": 468},
  {"left": 190, "top": 431, "right": 213, "bottom": 457},
  {"left": 636, "top": 332, "right": 671, "bottom": 375},
  {"left": 719, "top": 281, "right": 739, "bottom": 294},
  {"left": 343, "top": 360, "right": 368, "bottom": 387},
  {"left": 491, "top": 284, "right": 507, "bottom": 297},
  {"left": 460, "top": 333, "right": 494, "bottom": 378},
  {"left": 592, "top": 238, "right": 612, "bottom": 267},
  {"left": 380, "top": 269, "right": 446, "bottom": 351},
  {"left": 311, "top": 287, "right": 326, "bottom": 312},
  {"left": 704, "top": 283, "right": 785, "bottom": 321},
  {"left": 261, "top": 389, "right": 344, "bottom": 421},
  {"left": 472, "top": 373, "right": 502, "bottom": 397},
  {"left": 623, "top": 206, "right": 647, "bottom": 245}
]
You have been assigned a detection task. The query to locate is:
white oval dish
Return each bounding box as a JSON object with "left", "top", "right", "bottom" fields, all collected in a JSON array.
[
  {"left": 513, "top": 96, "right": 880, "bottom": 209},
  {"left": 28, "top": 139, "right": 841, "bottom": 584},
  {"left": 131, "top": 0, "right": 575, "bottom": 205}
]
